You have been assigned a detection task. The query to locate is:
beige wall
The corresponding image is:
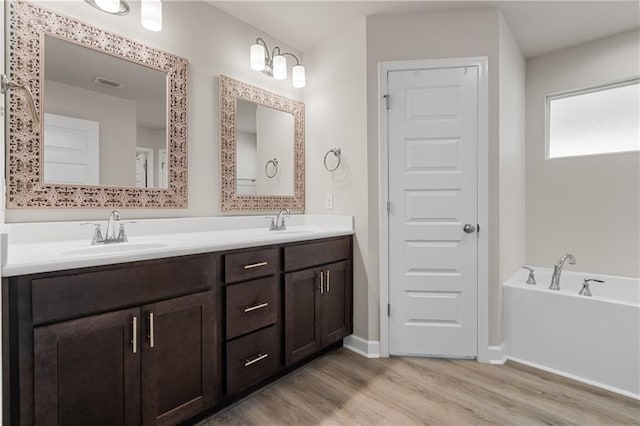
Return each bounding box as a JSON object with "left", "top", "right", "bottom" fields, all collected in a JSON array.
[
  {"left": 304, "top": 18, "right": 369, "bottom": 339},
  {"left": 255, "top": 106, "right": 294, "bottom": 196},
  {"left": 526, "top": 30, "right": 640, "bottom": 278},
  {"left": 6, "top": 0, "right": 302, "bottom": 222},
  {"left": 45, "top": 80, "right": 138, "bottom": 187},
  {"left": 366, "top": 9, "right": 503, "bottom": 344},
  {"left": 497, "top": 15, "right": 527, "bottom": 340}
]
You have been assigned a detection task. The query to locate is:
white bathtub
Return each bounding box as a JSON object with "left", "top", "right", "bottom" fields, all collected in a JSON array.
[{"left": 504, "top": 267, "right": 640, "bottom": 399}]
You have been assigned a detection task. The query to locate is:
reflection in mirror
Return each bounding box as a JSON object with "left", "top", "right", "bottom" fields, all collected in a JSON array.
[
  {"left": 43, "top": 35, "right": 168, "bottom": 188},
  {"left": 236, "top": 99, "right": 294, "bottom": 196}
]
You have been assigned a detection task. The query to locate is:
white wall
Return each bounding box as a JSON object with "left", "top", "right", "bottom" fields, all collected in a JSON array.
[
  {"left": 366, "top": 9, "right": 503, "bottom": 344},
  {"left": 304, "top": 18, "right": 369, "bottom": 339},
  {"left": 45, "top": 80, "right": 138, "bottom": 186},
  {"left": 255, "top": 106, "right": 294, "bottom": 196},
  {"left": 526, "top": 30, "right": 640, "bottom": 278},
  {"left": 497, "top": 14, "right": 527, "bottom": 341},
  {"left": 6, "top": 0, "right": 302, "bottom": 222}
]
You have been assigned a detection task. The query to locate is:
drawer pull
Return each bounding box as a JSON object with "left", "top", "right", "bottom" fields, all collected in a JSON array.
[
  {"left": 244, "top": 261, "right": 268, "bottom": 270},
  {"left": 244, "top": 353, "right": 269, "bottom": 367},
  {"left": 244, "top": 302, "right": 269, "bottom": 313},
  {"left": 131, "top": 316, "right": 138, "bottom": 354}
]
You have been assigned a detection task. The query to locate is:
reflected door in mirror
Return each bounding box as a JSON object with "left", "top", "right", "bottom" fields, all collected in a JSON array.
[
  {"left": 43, "top": 35, "right": 168, "bottom": 188},
  {"left": 236, "top": 99, "right": 294, "bottom": 196}
]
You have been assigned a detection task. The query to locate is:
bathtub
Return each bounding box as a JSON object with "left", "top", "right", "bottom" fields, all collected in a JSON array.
[{"left": 503, "top": 267, "right": 640, "bottom": 399}]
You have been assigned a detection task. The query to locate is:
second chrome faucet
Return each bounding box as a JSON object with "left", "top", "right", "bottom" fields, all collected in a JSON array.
[{"left": 549, "top": 253, "right": 575, "bottom": 291}]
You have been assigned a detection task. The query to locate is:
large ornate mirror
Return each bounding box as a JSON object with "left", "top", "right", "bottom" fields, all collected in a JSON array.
[
  {"left": 219, "top": 75, "right": 304, "bottom": 212},
  {"left": 6, "top": 1, "right": 188, "bottom": 208}
]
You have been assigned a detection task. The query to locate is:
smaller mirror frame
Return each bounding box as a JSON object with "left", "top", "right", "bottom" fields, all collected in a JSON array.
[
  {"left": 6, "top": 1, "right": 188, "bottom": 208},
  {"left": 219, "top": 75, "right": 304, "bottom": 212}
]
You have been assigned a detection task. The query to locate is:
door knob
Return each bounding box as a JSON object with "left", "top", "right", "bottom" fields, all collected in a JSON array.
[{"left": 463, "top": 224, "right": 477, "bottom": 234}]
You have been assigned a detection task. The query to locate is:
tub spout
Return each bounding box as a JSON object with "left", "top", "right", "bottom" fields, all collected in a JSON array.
[{"left": 549, "top": 253, "right": 575, "bottom": 291}]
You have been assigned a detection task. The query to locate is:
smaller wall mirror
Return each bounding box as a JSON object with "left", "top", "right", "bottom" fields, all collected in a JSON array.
[{"left": 220, "top": 75, "right": 304, "bottom": 212}]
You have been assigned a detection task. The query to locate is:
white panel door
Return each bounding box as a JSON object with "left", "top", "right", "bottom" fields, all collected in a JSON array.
[
  {"left": 388, "top": 67, "right": 478, "bottom": 357},
  {"left": 43, "top": 113, "right": 99, "bottom": 185}
]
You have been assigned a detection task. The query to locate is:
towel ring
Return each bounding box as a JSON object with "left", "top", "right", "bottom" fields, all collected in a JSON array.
[
  {"left": 265, "top": 158, "right": 278, "bottom": 178},
  {"left": 323, "top": 148, "right": 341, "bottom": 172}
]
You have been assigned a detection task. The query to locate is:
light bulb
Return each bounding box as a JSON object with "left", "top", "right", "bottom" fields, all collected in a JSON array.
[
  {"left": 250, "top": 44, "right": 266, "bottom": 71},
  {"left": 95, "top": 0, "right": 119, "bottom": 13},
  {"left": 141, "top": 0, "right": 162, "bottom": 32},
  {"left": 272, "top": 55, "right": 287, "bottom": 80},
  {"left": 292, "top": 65, "right": 305, "bottom": 88}
]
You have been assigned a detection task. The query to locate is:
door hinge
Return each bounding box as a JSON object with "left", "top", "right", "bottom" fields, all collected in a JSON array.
[
  {"left": 477, "top": 224, "right": 480, "bottom": 233},
  {"left": 387, "top": 303, "right": 390, "bottom": 317},
  {"left": 383, "top": 94, "right": 390, "bottom": 110},
  {"left": 386, "top": 201, "right": 391, "bottom": 214}
]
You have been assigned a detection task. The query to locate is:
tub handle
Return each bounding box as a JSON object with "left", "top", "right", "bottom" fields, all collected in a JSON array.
[
  {"left": 522, "top": 266, "right": 536, "bottom": 285},
  {"left": 579, "top": 278, "right": 605, "bottom": 297}
]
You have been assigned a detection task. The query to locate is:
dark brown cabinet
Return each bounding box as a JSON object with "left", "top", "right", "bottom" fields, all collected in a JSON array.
[
  {"left": 33, "top": 308, "right": 141, "bottom": 426},
  {"left": 141, "top": 291, "right": 217, "bottom": 426},
  {"left": 284, "top": 242, "right": 353, "bottom": 366},
  {"left": 32, "top": 290, "right": 217, "bottom": 426}
]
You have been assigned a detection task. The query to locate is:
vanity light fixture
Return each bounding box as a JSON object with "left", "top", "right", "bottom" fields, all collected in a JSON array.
[
  {"left": 141, "top": 0, "right": 163, "bottom": 32},
  {"left": 250, "top": 38, "right": 305, "bottom": 88},
  {"left": 85, "top": 0, "right": 130, "bottom": 15}
]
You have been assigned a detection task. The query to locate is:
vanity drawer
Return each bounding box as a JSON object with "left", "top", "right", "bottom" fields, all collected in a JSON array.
[
  {"left": 226, "top": 276, "right": 279, "bottom": 340},
  {"left": 284, "top": 237, "right": 351, "bottom": 272},
  {"left": 226, "top": 324, "right": 280, "bottom": 395},
  {"left": 224, "top": 247, "right": 278, "bottom": 283}
]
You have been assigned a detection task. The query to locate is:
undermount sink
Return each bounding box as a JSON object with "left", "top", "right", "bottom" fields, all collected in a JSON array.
[{"left": 62, "top": 242, "right": 169, "bottom": 256}]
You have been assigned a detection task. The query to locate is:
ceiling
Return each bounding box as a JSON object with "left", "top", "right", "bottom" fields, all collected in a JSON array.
[{"left": 208, "top": 1, "right": 640, "bottom": 58}]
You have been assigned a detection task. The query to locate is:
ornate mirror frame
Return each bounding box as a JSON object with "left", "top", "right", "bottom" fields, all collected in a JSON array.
[
  {"left": 219, "top": 75, "right": 304, "bottom": 212},
  {"left": 6, "top": 1, "right": 189, "bottom": 208}
]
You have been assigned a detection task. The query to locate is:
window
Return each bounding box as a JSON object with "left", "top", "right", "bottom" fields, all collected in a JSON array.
[{"left": 546, "top": 79, "right": 639, "bottom": 159}]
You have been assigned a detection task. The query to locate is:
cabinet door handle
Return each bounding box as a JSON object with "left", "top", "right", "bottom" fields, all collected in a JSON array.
[
  {"left": 244, "top": 261, "right": 268, "bottom": 270},
  {"left": 327, "top": 270, "right": 331, "bottom": 293},
  {"left": 320, "top": 271, "right": 324, "bottom": 294},
  {"left": 244, "top": 353, "right": 269, "bottom": 367},
  {"left": 131, "top": 316, "right": 138, "bottom": 354},
  {"left": 148, "top": 312, "right": 154, "bottom": 348},
  {"left": 244, "top": 302, "right": 269, "bottom": 313}
]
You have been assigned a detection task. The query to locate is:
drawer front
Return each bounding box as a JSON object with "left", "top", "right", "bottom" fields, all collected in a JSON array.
[
  {"left": 226, "top": 325, "right": 280, "bottom": 395},
  {"left": 284, "top": 237, "right": 351, "bottom": 272},
  {"left": 226, "top": 276, "right": 279, "bottom": 340},
  {"left": 225, "top": 247, "right": 278, "bottom": 283},
  {"left": 31, "top": 253, "right": 218, "bottom": 325}
]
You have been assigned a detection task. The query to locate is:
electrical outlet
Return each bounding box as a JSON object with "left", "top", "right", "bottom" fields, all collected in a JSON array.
[{"left": 324, "top": 193, "right": 334, "bottom": 210}]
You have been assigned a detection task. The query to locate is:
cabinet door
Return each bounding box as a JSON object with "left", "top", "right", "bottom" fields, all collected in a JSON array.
[
  {"left": 321, "top": 260, "right": 353, "bottom": 347},
  {"left": 33, "top": 307, "right": 141, "bottom": 426},
  {"left": 284, "top": 267, "right": 322, "bottom": 366},
  {"left": 141, "top": 291, "right": 218, "bottom": 426}
]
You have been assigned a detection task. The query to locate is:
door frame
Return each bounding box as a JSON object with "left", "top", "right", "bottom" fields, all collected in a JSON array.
[{"left": 378, "top": 57, "right": 490, "bottom": 361}]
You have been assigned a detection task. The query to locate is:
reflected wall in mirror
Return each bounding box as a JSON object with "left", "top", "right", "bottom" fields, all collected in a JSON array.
[
  {"left": 44, "top": 36, "right": 168, "bottom": 188},
  {"left": 236, "top": 99, "right": 294, "bottom": 196},
  {"left": 220, "top": 75, "right": 304, "bottom": 212},
  {"left": 7, "top": 1, "right": 188, "bottom": 208}
]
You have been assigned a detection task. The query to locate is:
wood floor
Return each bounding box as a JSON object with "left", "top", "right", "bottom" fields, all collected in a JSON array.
[{"left": 202, "top": 348, "right": 640, "bottom": 426}]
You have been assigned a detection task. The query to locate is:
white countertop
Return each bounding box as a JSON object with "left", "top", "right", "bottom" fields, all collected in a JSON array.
[{"left": 2, "top": 215, "right": 354, "bottom": 277}]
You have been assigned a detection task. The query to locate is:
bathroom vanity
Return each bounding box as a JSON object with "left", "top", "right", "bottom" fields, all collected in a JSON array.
[{"left": 2, "top": 225, "right": 353, "bottom": 426}]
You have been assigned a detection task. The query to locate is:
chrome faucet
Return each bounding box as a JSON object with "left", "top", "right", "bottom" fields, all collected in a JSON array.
[
  {"left": 269, "top": 208, "right": 290, "bottom": 231},
  {"left": 522, "top": 266, "right": 536, "bottom": 285},
  {"left": 549, "top": 253, "right": 576, "bottom": 291},
  {"left": 84, "top": 210, "right": 132, "bottom": 244},
  {"left": 578, "top": 278, "right": 605, "bottom": 297}
]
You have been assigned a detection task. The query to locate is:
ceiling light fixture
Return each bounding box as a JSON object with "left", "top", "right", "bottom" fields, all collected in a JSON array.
[
  {"left": 141, "top": 0, "right": 163, "bottom": 32},
  {"left": 84, "top": 0, "right": 130, "bottom": 15},
  {"left": 250, "top": 37, "right": 305, "bottom": 88}
]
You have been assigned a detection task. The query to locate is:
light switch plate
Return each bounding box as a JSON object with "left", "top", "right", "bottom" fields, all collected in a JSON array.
[{"left": 324, "top": 193, "right": 334, "bottom": 210}]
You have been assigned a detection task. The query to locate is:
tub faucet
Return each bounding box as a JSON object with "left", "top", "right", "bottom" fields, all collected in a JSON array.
[
  {"left": 522, "top": 266, "right": 536, "bottom": 285},
  {"left": 549, "top": 253, "right": 576, "bottom": 291},
  {"left": 578, "top": 278, "right": 605, "bottom": 297}
]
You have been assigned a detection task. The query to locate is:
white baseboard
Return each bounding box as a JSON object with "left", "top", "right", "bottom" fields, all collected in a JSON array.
[
  {"left": 484, "top": 343, "right": 506, "bottom": 365},
  {"left": 343, "top": 335, "right": 380, "bottom": 358},
  {"left": 507, "top": 355, "right": 640, "bottom": 400}
]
